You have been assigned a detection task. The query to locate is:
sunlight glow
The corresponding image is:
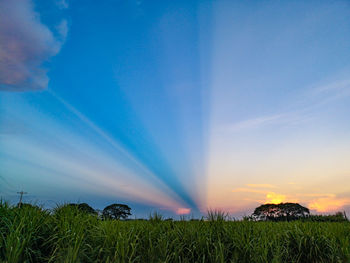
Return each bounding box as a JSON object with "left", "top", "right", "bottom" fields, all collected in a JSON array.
[
  {"left": 265, "top": 192, "right": 286, "bottom": 204},
  {"left": 1, "top": 0, "right": 350, "bottom": 217},
  {"left": 309, "top": 197, "right": 350, "bottom": 213},
  {"left": 176, "top": 208, "right": 191, "bottom": 215}
]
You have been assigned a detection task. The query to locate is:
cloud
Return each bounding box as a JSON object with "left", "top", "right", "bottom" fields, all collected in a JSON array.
[
  {"left": 313, "top": 79, "right": 350, "bottom": 94},
  {"left": 222, "top": 111, "right": 314, "bottom": 133},
  {"left": 56, "top": 0, "right": 69, "bottom": 9},
  {"left": 232, "top": 188, "right": 267, "bottom": 194},
  {"left": 221, "top": 76, "right": 350, "bottom": 133},
  {"left": 0, "top": 0, "right": 67, "bottom": 91},
  {"left": 57, "top": 19, "right": 68, "bottom": 41},
  {"left": 308, "top": 196, "right": 350, "bottom": 213},
  {"left": 246, "top": 184, "right": 276, "bottom": 189},
  {"left": 225, "top": 114, "right": 283, "bottom": 132},
  {"left": 311, "top": 78, "right": 350, "bottom": 104}
]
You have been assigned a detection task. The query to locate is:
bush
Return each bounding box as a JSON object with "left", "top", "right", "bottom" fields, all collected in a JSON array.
[{"left": 1, "top": 202, "right": 350, "bottom": 262}]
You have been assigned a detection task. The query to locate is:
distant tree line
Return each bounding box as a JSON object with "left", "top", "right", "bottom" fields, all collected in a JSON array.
[
  {"left": 246, "top": 202, "right": 348, "bottom": 222},
  {"left": 17, "top": 201, "right": 349, "bottom": 222},
  {"left": 51, "top": 203, "right": 132, "bottom": 220},
  {"left": 306, "top": 211, "right": 348, "bottom": 222}
]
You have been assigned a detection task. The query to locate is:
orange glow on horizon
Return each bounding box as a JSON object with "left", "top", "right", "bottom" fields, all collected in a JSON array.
[
  {"left": 212, "top": 183, "right": 350, "bottom": 214},
  {"left": 176, "top": 208, "right": 191, "bottom": 215},
  {"left": 265, "top": 192, "right": 286, "bottom": 204},
  {"left": 309, "top": 197, "right": 350, "bottom": 213}
]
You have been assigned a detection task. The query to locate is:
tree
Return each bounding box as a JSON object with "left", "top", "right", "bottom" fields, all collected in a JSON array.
[
  {"left": 308, "top": 211, "right": 348, "bottom": 222},
  {"left": 251, "top": 202, "right": 310, "bottom": 221},
  {"left": 81, "top": 203, "right": 96, "bottom": 214},
  {"left": 70, "top": 203, "right": 97, "bottom": 215},
  {"left": 103, "top": 203, "right": 131, "bottom": 220}
]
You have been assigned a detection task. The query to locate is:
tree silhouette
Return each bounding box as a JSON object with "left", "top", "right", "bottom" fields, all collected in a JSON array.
[
  {"left": 68, "top": 203, "right": 97, "bottom": 215},
  {"left": 251, "top": 202, "right": 310, "bottom": 221},
  {"left": 103, "top": 203, "right": 131, "bottom": 220}
]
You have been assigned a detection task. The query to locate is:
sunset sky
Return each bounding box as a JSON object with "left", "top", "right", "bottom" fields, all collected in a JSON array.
[{"left": 1, "top": 0, "right": 350, "bottom": 217}]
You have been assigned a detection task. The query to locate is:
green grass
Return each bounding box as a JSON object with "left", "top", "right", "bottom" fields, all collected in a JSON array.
[{"left": 1, "top": 202, "right": 350, "bottom": 263}]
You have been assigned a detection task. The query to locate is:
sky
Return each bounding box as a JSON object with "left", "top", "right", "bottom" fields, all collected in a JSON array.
[{"left": 1, "top": 0, "right": 350, "bottom": 218}]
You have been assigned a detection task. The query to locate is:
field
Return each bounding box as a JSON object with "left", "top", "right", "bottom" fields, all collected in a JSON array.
[{"left": 1, "top": 202, "right": 350, "bottom": 263}]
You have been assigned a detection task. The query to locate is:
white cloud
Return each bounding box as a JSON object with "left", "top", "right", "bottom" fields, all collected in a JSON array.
[
  {"left": 311, "top": 78, "right": 350, "bottom": 104},
  {"left": 56, "top": 0, "right": 69, "bottom": 9},
  {"left": 57, "top": 19, "right": 68, "bottom": 41},
  {"left": 295, "top": 77, "right": 350, "bottom": 109},
  {"left": 224, "top": 114, "right": 283, "bottom": 132},
  {"left": 0, "top": 0, "right": 67, "bottom": 91},
  {"left": 222, "top": 76, "right": 350, "bottom": 133},
  {"left": 313, "top": 79, "right": 350, "bottom": 94},
  {"left": 246, "top": 184, "right": 276, "bottom": 189}
]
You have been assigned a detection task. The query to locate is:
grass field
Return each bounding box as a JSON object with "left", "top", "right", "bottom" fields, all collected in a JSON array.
[{"left": 1, "top": 202, "right": 350, "bottom": 263}]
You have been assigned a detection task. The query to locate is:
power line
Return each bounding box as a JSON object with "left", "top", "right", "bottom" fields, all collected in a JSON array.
[{"left": 17, "top": 191, "right": 28, "bottom": 207}]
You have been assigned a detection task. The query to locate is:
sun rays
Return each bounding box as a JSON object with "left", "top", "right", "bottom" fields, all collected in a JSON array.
[{"left": 1, "top": 0, "right": 350, "bottom": 217}]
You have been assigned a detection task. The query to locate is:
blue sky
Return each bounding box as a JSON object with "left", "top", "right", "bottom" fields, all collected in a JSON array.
[{"left": 1, "top": 0, "right": 350, "bottom": 217}]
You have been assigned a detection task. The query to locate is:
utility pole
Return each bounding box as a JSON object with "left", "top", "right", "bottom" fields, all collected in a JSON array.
[{"left": 17, "top": 191, "right": 28, "bottom": 207}]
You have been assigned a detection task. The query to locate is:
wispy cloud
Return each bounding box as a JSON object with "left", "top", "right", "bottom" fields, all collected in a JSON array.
[
  {"left": 56, "top": 0, "right": 69, "bottom": 9},
  {"left": 232, "top": 188, "right": 267, "bottom": 194},
  {"left": 225, "top": 114, "right": 283, "bottom": 132},
  {"left": 223, "top": 112, "right": 312, "bottom": 132},
  {"left": 0, "top": 0, "right": 67, "bottom": 91},
  {"left": 222, "top": 76, "right": 350, "bottom": 133},
  {"left": 57, "top": 19, "right": 68, "bottom": 41},
  {"left": 310, "top": 78, "right": 350, "bottom": 104},
  {"left": 246, "top": 184, "right": 276, "bottom": 189},
  {"left": 313, "top": 79, "right": 350, "bottom": 94}
]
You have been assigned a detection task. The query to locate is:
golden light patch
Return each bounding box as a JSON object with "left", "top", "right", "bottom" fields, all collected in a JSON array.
[
  {"left": 265, "top": 192, "right": 286, "bottom": 204},
  {"left": 308, "top": 197, "right": 350, "bottom": 212}
]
